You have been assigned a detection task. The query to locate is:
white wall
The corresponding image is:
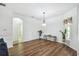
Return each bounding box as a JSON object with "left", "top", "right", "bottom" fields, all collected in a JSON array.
[
  {"left": 23, "top": 17, "right": 41, "bottom": 41},
  {"left": 63, "top": 7, "right": 78, "bottom": 51},
  {"left": 0, "top": 6, "right": 13, "bottom": 48},
  {"left": 77, "top": 5, "right": 79, "bottom": 56},
  {"left": 46, "top": 15, "right": 64, "bottom": 42},
  {"left": 12, "top": 12, "right": 41, "bottom": 46},
  {"left": 46, "top": 7, "right": 78, "bottom": 51}
]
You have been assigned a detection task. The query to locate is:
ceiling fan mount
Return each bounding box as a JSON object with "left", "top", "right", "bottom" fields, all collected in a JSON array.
[{"left": 0, "top": 3, "right": 6, "bottom": 7}]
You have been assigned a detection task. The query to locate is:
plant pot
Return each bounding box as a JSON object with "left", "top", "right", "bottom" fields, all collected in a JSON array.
[{"left": 62, "top": 39, "right": 65, "bottom": 42}]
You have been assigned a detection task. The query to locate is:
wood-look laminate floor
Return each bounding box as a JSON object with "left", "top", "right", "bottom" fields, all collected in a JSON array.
[{"left": 8, "top": 39, "right": 77, "bottom": 56}]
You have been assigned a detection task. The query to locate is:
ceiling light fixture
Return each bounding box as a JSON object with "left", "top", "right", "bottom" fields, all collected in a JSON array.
[{"left": 42, "top": 12, "right": 46, "bottom": 26}]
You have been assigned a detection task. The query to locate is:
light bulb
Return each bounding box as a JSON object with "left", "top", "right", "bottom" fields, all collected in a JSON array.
[{"left": 42, "top": 23, "right": 46, "bottom": 26}]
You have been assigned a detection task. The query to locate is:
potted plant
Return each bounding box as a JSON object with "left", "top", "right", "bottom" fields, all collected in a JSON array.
[
  {"left": 38, "top": 30, "right": 42, "bottom": 40},
  {"left": 60, "top": 29, "right": 67, "bottom": 42}
]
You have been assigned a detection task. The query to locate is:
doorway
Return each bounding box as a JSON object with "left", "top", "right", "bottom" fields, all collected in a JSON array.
[{"left": 13, "top": 17, "right": 23, "bottom": 45}]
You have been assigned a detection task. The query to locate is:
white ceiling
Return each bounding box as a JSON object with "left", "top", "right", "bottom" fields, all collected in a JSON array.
[{"left": 5, "top": 3, "right": 78, "bottom": 20}]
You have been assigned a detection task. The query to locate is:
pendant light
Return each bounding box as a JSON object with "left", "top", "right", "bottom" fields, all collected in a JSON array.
[{"left": 42, "top": 12, "right": 46, "bottom": 26}]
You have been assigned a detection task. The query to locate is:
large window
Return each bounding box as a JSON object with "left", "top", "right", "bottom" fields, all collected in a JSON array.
[{"left": 64, "top": 17, "right": 72, "bottom": 40}]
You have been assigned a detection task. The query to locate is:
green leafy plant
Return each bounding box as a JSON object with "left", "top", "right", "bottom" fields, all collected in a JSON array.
[
  {"left": 38, "top": 30, "right": 42, "bottom": 39},
  {"left": 60, "top": 29, "right": 67, "bottom": 42}
]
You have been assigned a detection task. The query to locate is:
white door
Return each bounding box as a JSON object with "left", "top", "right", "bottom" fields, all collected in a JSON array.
[{"left": 13, "top": 17, "right": 23, "bottom": 44}]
